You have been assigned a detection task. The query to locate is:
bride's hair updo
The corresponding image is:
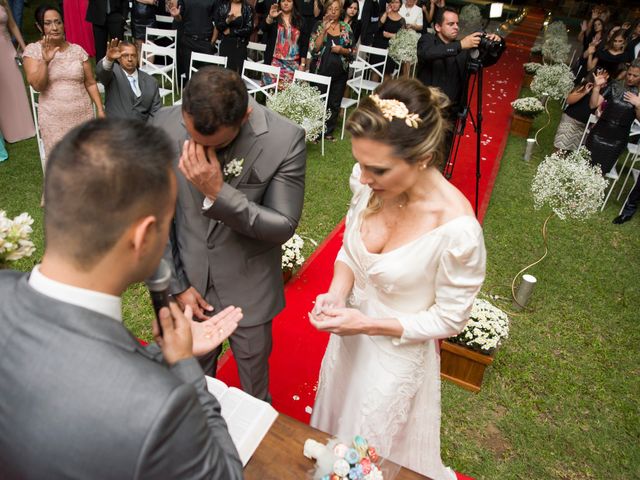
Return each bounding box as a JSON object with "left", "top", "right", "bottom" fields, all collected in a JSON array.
[{"left": 346, "top": 78, "right": 451, "bottom": 169}]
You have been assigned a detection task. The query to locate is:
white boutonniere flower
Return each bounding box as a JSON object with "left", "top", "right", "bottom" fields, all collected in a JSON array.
[{"left": 223, "top": 158, "right": 244, "bottom": 181}]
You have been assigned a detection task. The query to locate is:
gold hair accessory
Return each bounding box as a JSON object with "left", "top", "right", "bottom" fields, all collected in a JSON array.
[{"left": 370, "top": 94, "right": 421, "bottom": 128}]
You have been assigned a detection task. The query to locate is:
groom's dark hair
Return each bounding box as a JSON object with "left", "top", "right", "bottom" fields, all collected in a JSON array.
[
  {"left": 181, "top": 66, "right": 249, "bottom": 135},
  {"left": 44, "top": 118, "right": 174, "bottom": 269}
]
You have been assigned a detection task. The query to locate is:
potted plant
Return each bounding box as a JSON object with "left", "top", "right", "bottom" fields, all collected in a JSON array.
[
  {"left": 267, "top": 82, "right": 330, "bottom": 143},
  {"left": 0, "top": 210, "right": 36, "bottom": 269},
  {"left": 458, "top": 4, "right": 482, "bottom": 35},
  {"left": 530, "top": 63, "right": 574, "bottom": 143},
  {"left": 510, "top": 97, "right": 544, "bottom": 137},
  {"left": 440, "top": 298, "right": 509, "bottom": 393},
  {"left": 542, "top": 36, "right": 571, "bottom": 65},
  {"left": 281, "top": 233, "right": 305, "bottom": 283},
  {"left": 522, "top": 62, "right": 541, "bottom": 88}
]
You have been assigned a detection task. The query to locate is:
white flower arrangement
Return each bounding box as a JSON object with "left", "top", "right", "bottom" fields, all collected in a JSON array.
[
  {"left": 267, "top": 82, "right": 330, "bottom": 143},
  {"left": 523, "top": 62, "right": 542, "bottom": 74},
  {"left": 281, "top": 233, "right": 305, "bottom": 271},
  {"left": 544, "top": 20, "right": 568, "bottom": 42},
  {"left": 388, "top": 28, "right": 419, "bottom": 64},
  {"left": 459, "top": 4, "right": 482, "bottom": 34},
  {"left": 223, "top": 157, "right": 244, "bottom": 181},
  {"left": 541, "top": 36, "right": 571, "bottom": 65},
  {"left": 449, "top": 298, "right": 509, "bottom": 354},
  {"left": 0, "top": 211, "right": 36, "bottom": 265},
  {"left": 531, "top": 63, "right": 574, "bottom": 101},
  {"left": 511, "top": 97, "right": 545, "bottom": 117},
  {"left": 531, "top": 147, "right": 608, "bottom": 220}
]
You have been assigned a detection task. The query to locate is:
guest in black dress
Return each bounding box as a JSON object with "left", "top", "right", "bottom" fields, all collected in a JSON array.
[
  {"left": 167, "top": 0, "right": 217, "bottom": 80},
  {"left": 372, "top": 0, "right": 404, "bottom": 79},
  {"left": 587, "top": 31, "right": 632, "bottom": 80},
  {"left": 308, "top": 0, "right": 353, "bottom": 140},
  {"left": 342, "top": 0, "right": 360, "bottom": 46},
  {"left": 213, "top": 0, "right": 254, "bottom": 72},
  {"left": 586, "top": 62, "right": 640, "bottom": 175}
]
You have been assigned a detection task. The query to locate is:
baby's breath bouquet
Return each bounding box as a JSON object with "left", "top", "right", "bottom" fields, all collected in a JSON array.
[
  {"left": 267, "top": 82, "right": 330, "bottom": 142},
  {"left": 459, "top": 4, "right": 482, "bottom": 34},
  {"left": 281, "top": 233, "right": 305, "bottom": 272},
  {"left": 531, "top": 63, "right": 574, "bottom": 101},
  {"left": 531, "top": 147, "right": 607, "bottom": 220},
  {"left": 0, "top": 211, "right": 36, "bottom": 267},
  {"left": 388, "top": 28, "right": 419, "bottom": 64},
  {"left": 544, "top": 20, "right": 568, "bottom": 42},
  {"left": 542, "top": 36, "right": 571, "bottom": 64},
  {"left": 523, "top": 62, "right": 542, "bottom": 74},
  {"left": 449, "top": 299, "right": 509, "bottom": 354},
  {"left": 511, "top": 97, "right": 544, "bottom": 118}
]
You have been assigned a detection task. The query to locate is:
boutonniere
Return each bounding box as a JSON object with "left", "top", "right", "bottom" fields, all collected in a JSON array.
[{"left": 223, "top": 158, "right": 244, "bottom": 181}]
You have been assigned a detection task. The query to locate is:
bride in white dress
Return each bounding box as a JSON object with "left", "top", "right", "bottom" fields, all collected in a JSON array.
[{"left": 309, "top": 79, "right": 486, "bottom": 479}]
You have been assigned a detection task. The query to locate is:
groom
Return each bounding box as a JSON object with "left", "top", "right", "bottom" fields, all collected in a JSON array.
[{"left": 152, "top": 67, "right": 306, "bottom": 401}]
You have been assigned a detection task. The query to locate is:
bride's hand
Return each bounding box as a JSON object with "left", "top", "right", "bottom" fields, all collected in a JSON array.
[
  {"left": 312, "top": 292, "right": 346, "bottom": 316},
  {"left": 309, "top": 307, "right": 369, "bottom": 336}
]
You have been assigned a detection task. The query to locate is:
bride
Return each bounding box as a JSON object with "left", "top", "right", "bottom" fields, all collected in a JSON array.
[{"left": 309, "top": 78, "right": 486, "bottom": 479}]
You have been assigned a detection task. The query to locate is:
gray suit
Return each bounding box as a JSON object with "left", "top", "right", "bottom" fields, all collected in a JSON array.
[
  {"left": 152, "top": 102, "right": 306, "bottom": 399},
  {"left": 0, "top": 271, "right": 243, "bottom": 480},
  {"left": 96, "top": 60, "right": 162, "bottom": 122}
]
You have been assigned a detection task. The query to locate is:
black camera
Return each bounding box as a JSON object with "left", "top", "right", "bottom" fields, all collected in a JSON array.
[{"left": 470, "top": 32, "right": 506, "bottom": 66}]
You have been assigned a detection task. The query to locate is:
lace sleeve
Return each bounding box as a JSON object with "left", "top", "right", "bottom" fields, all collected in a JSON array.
[
  {"left": 22, "top": 42, "right": 42, "bottom": 60},
  {"left": 393, "top": 221, "right": 487, "bottom": 345}
]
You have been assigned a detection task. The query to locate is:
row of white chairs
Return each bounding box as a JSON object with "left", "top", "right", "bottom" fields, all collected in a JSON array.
[{"left": 578, "top": 115, "right": 640, "bottom": 212}]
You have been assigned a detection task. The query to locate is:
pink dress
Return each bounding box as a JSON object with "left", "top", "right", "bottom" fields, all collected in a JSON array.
[
  {"left": 23, "top": 42, "right": 94, "bottom": 158},
  {"left": 63, "top": 0, "right": 95, "bottom": 57},
  {"left": 0, "top": 5, "right": 35, "bottom": 143}
]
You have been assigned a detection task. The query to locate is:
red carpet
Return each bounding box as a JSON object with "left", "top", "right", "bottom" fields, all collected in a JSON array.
[{"left": 218, "top": 10, "right": 544, "bottom": 479}]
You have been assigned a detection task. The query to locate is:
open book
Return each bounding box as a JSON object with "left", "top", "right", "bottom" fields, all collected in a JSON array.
[{"left": 205, "top": 376, "right": 278, "bottom": 466}]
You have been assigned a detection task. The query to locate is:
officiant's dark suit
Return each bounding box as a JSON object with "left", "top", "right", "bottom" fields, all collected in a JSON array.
[
  {"left": 152, "top": 67, "right": 306, "bottom": 401},
  {"left": 96, "top": 55, "right": 162, "bottom": 121},
  {"left": 86, "top": 0, "right": 129, "bottom": 60},
  {"left": 0, "top": 119, "right": 243, "bottom": 479}
]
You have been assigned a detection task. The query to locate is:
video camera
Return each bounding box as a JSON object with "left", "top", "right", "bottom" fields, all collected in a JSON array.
[{"left": 469, "top": 32, "right": 506, "bottom": 68}]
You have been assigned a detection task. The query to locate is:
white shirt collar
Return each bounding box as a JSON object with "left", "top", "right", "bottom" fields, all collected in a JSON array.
[
  {"left": 28, "top": 265, "right": 122, "bottom": 322},
  {"left": 125, "top": 69, "right": 139, "bottom": 82}
]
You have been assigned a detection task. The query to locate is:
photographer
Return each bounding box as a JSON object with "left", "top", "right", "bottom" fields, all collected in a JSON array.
[
  {"left": 416, "top": 6, "right": 502, "bottom": 113},
  {"left": 416, "top": 6, "right": 503, "bottom": 166}
]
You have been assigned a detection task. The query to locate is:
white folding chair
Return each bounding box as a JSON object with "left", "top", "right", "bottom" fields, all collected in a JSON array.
[
  {"left": 340, "top": 61, "right": 365, "bottom": 140},
  {"left": 155, "top": 14, "right": 174, "bottom": 27},
  {"left": 293, "top": 69, "right": 331, "bottom": 156},
  {"left": 356, "top": 44, "right": 388, "bottom": 94},
  {"left": 618, "top": 169, "right": 640, "bottom": 215},
  {"left": 601, "top": 164, "right": 620, "bottom": 211},
  {"left": 139, "top": 42, "right": 177, "bottom": 104},
  {"left": 247, "top": 42, "right": 267, "bottom": 63},
  {"left": 174, "top": 52, "right": 228, "bottom": 104},
  {"left": 28, "top": 86, "right": 46, "bottom": 171},
  {"left": 145, "top": 26, "right": 177, "bottom": 50},
  {"left": 241, "top": 60, "right": 279, "bottom": 99},
  {"left": 578, "top": 113, "right": 598, "bottom": 148},
  {"left": 616, "top": 120, "right": 640, "bottom": 200}
]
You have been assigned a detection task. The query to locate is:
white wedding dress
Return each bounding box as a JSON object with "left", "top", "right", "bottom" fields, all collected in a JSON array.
[{"left": 310, "top": 165, "right": 486, "bottom": 479}]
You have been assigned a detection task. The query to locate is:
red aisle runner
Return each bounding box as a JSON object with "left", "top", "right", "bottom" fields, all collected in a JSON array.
[{"left": 218, "top": 10, "right": 544, "bottom": 479}]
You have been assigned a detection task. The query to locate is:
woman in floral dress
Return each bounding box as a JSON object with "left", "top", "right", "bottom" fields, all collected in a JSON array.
[{"left": 262, "top": 0, "right": 303, "bottom": 87}]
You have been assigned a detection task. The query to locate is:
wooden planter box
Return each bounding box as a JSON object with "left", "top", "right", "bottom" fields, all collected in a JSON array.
[
  {"left": 522, "top": 72, "right": 533, "bottom": 88},
  {"left": 440, "top": 340, "right": 493, "bottom": 393},
  {"left": 510, "top": 113, "right": 534, "bottom": 138}
]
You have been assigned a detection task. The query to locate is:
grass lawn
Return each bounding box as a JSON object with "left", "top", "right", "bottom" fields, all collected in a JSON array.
[{"left": 2, "top": 11, "right": 639, "bottom": 479}]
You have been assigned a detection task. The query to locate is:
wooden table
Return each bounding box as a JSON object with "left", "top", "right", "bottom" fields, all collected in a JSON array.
[{"left": 245, "top": 414, "right": 431, "bottom": 479}]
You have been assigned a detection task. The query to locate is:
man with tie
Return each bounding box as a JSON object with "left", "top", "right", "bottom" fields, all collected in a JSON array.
[
  {"left": 0, "top": 118, "right": 244, "bottom": 479},
  {"left": 96, "top": 39, "right": 162, "bottom": 122},
  {"left": 152, "top": 67, "right": 306, "bottom": 402}
]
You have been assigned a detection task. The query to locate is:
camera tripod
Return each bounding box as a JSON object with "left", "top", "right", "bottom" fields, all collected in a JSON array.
[{"left": 444, "top": 60, "right": 485, "bottom": 216}]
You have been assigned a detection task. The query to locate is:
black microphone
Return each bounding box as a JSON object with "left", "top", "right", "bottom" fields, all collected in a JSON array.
[{"left": 144, "top": 259, "right": 172, "bottom": 337}]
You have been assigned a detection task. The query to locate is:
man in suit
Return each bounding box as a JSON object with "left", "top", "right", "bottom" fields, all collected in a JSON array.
[
  {"left": 152, "top": 66, "right": 306, "bottom": 402},
  {"left": 86, "top": 0, "right": 129, "bottom": 60},
  {"left": 0, "top": 119, "right": 244, "bottom": 479},
  {"left": 96, "top": 39, "right": 162, "bottom": 122}
]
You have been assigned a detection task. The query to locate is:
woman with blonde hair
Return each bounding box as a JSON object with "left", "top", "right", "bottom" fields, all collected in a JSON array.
[{"left": 309, "top": 78, "right": 486, "bottom": 479}]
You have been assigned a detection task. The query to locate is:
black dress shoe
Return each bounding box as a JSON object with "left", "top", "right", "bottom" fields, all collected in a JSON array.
[{"left": 613, "top": 214, "right": 634, "bottom": 224}]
